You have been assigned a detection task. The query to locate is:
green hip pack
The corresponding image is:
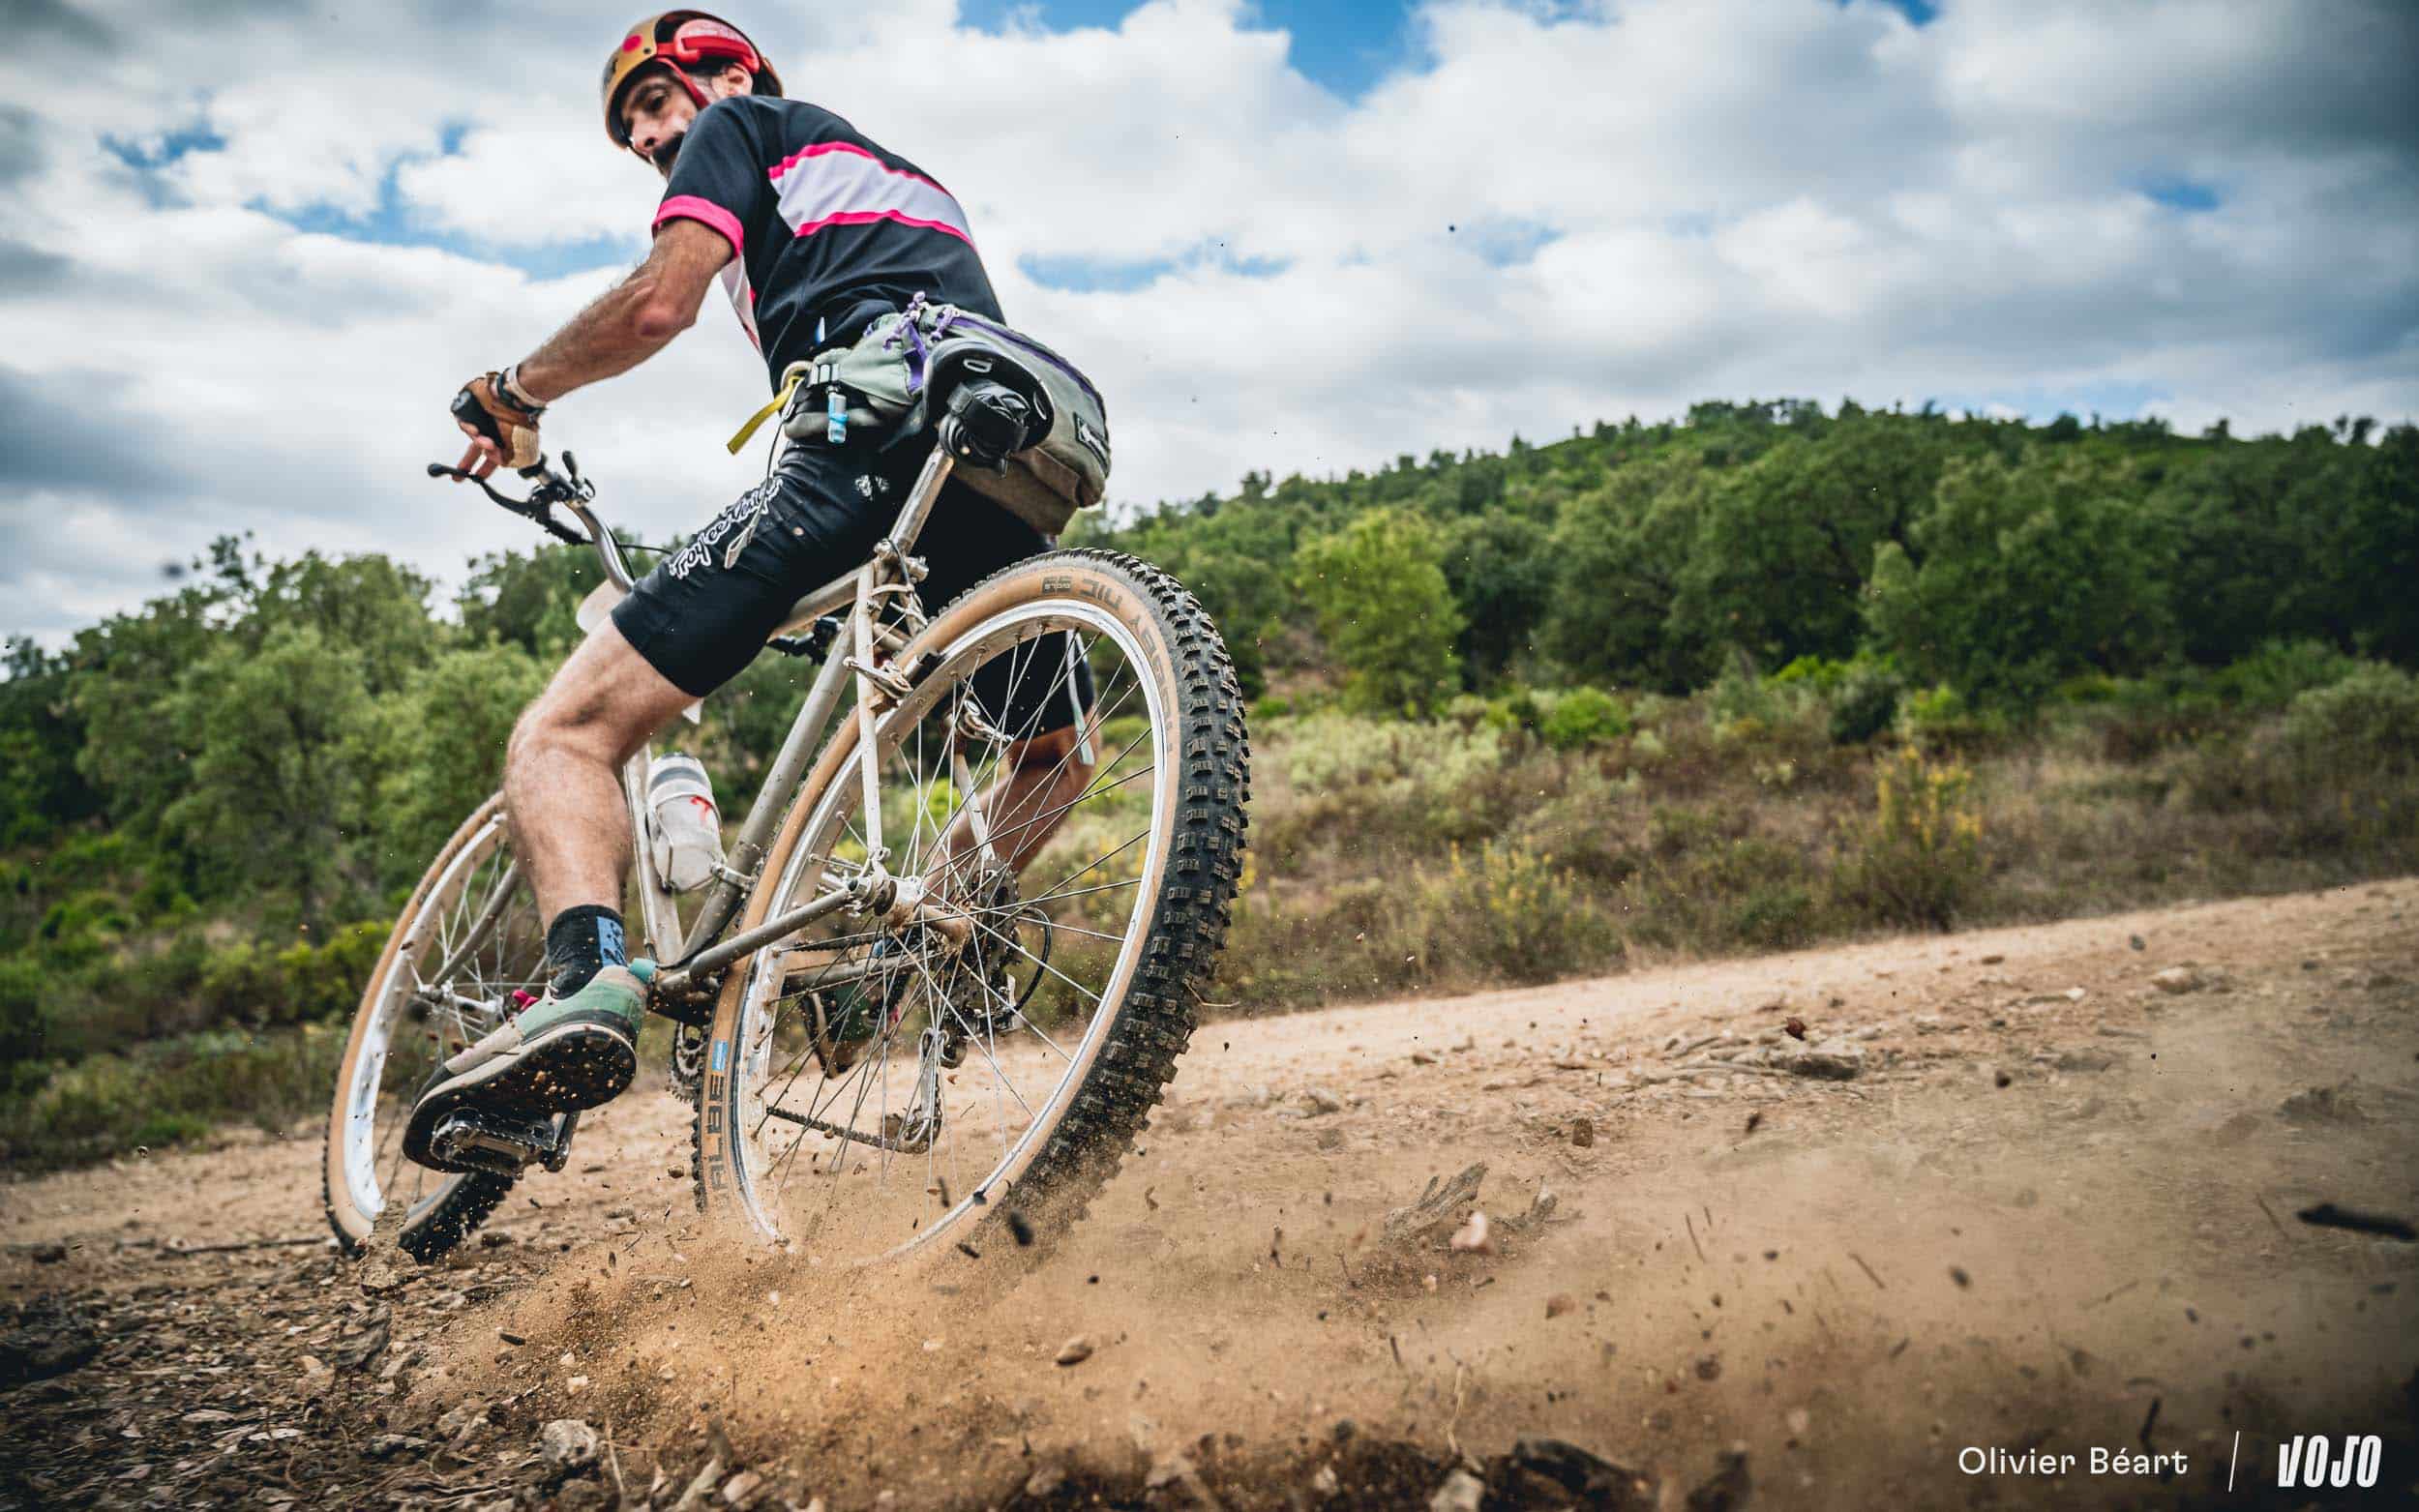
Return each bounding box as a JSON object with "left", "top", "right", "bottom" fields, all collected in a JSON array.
[{"left": 727, "top": 294, "right": 1112, "bottom": 537}]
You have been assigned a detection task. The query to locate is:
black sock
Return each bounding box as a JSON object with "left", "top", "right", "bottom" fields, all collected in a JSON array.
[{"left": 546, "top": 904, "right": 627, "bottom": 997}]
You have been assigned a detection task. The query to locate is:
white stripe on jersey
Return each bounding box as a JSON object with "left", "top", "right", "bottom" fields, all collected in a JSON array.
[{"left": 769, "top": 141, "right": 973, "bottom": 245}]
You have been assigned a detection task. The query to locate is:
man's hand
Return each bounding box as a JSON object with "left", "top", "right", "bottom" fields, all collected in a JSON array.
[{"left": 450, "top": 373, "right": 544, "bottom": 479}]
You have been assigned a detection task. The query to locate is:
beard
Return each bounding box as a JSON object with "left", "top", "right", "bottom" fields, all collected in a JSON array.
[{"left": 650, "top": 132, "right": 685, "bottom": 176}]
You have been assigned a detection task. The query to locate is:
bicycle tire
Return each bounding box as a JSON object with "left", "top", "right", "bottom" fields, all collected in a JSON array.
[
  {"left": 321, "top": 796, "right": 526, "bottom": 1260},
  {"left": 689, "top": 548, "right": 1249, "bottom": 1265}
]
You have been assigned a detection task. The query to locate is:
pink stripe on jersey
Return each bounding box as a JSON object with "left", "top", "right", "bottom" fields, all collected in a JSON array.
[
  {"left": 653, "top": 194, "right": 744, "bottom": 258},
  {"left": 791, "top": 208, "right": 975, "bottom": 246},
  {"left": 766, "top": 138, "right": 949, "bottom": 197}
]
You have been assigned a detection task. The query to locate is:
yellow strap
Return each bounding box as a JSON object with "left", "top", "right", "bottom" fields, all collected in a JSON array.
[{"left": 726, "top": 368, "right": 805, "bottom": 455}]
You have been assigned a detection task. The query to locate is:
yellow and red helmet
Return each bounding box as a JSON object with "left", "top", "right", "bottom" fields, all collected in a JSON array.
[{"left": 602, "top": 11, "right": 783, "bottom": 150}]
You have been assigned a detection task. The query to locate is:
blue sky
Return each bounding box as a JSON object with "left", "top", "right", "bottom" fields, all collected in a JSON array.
[{"left": 960, "top": 0, "right": 1426, "bottom": 100}]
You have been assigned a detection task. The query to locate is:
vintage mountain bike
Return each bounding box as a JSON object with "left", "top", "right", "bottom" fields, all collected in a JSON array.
[{"left": 321, "top": 425, "right": 1248, "bottom": 1268}]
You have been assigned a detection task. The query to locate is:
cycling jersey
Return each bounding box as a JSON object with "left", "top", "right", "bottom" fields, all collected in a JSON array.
[{"left": 651, "top": 95, "right": 1004, "bottom": 388}]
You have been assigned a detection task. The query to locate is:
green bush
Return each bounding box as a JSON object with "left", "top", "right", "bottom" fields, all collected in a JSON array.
[
  {"left": 197, "top": 940, "right": 285, "bottom": 1027},
  {"left": 0, "top": 956, "right": 52, "bottom": 1073},
  {"left": 1540, "top": 687, "right": 1630, "bottom": 749},
  {"left": 2279, "top": 663, "right": 2419, "bottom": 762},
  {"left": 1896, "top": 683, "right": 2000, "bottom": 748},
  {"left": 1828, "top": 662, "right": 1905, "bottom": 745},
  {"left": 2216, "top": 639, "right": 2362, "bottom": 709},
  {"left": 1835, "top": 746, "right": 1986, "bottom": 929}
]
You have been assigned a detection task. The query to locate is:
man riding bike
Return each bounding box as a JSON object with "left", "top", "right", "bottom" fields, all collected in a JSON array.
[{"left": 406, "top": 10, "right": 1094, "bottom": 1168}]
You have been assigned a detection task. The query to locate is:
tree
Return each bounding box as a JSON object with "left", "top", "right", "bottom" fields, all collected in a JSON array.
[
  {"left": 1293, "top": 510, "right": 1462, "bottom": 714},
  {"left": 162, "top": 625, "right": 377, "bottom": 927},
  {"left": 1863, "top": 451, "right": 2175, "bottom": 709},
  {"left": 366, "top": 642, "right": 549, "bottom": 887},
  {"left": 1671, "top": 414, "right": 1951, "bottom": 670},
  {"left": 1541, "top": 454, "right": 1712, "bottom": 691},
  {"left": 1442, "top": 512, "right": 1555, "bottom": 684}
]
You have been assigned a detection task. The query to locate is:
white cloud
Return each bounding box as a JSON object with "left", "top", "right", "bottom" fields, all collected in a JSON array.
[{"left": 0, "top": 0, "right": 2412, "bottom": 644}]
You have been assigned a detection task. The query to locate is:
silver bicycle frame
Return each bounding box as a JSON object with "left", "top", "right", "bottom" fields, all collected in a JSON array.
[{"left": 567, "top": 444, "right": 964, "bottom": 997}]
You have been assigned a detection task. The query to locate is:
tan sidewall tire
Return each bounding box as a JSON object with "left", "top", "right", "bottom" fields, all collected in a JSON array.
[
  {"left": 321, "top": 795, "right": 515, "bottom": 1258},
  {"left": 690, "top": 548, "right": 1249, "bottom": 1266}
]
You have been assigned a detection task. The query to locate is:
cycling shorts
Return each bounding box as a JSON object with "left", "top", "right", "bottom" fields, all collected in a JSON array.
[{"left": 612, "top": 435, "right": 1090, "bottom": 737}]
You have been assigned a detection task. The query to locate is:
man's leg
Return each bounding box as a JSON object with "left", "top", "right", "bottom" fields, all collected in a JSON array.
[
  {"left": 941, "top": 723, "right": 1097, "bottom": 879},
  {"left": 403, "top": 620, "right": 696, "bottom": 1170},
  {"left": 504, "top": 620, "right": 699, "bottom": 926}
]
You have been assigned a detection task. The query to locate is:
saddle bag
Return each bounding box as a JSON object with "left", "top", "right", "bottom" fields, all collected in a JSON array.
[{"left": 728, "top": 295, "right": 1111, "bottom": 536}]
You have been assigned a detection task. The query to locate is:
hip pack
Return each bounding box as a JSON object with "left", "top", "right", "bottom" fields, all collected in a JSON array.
[{"left": 727, "top": 295, "right": 1111, "bottom": 536}]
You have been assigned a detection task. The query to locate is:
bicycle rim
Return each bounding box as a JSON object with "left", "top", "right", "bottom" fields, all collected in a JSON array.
[{"left": 715, "top": 596, "right": 1174, "bottom": 1261}]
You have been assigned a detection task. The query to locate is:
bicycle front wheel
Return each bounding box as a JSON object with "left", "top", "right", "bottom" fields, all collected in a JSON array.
[{"left": 691, "top": 548, "right": 1248, "bottom": 1266}]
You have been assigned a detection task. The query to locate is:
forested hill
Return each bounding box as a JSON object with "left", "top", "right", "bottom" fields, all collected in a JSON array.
[
  {"left": 1068, "top": 401, "right": 2417, "bottom": 710},
  {"left": 1, "top": 399, "right": 2413, "bottom": 1163}
]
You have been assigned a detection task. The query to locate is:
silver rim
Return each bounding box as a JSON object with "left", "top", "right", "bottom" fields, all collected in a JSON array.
[
  {"left": 723, "top": 599, "right": 1172, "bottom": 1260},
  {"left": 338, "top": 812, "right": 543, "bottom": 1229}
]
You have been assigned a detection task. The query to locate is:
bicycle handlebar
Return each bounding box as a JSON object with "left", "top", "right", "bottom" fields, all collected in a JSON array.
[{"left": 426, "top": 450, "right": 637, "bottom": 591}]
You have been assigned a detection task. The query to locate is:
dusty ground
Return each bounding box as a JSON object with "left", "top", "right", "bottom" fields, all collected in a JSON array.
[{"left": 3, "top": 883, "right": 2416, "bottom": 1509}]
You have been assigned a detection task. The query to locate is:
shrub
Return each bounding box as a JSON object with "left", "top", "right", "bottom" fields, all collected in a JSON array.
[
  {"left": 2279, "top": 663, "right": 2419, "bottom": 764},
  {"left": 1440, "top": 839, "right": 1604, "bottom": 982},
  {"left": 196, "top": 941, "right": 285, "bottom": 1027},
  {"left": 2216, "top": 639, "right": 2362, "bottom": 709},
  {"left": 1896, "top": 683, "right": 2000, "bottom": 749},
  {"left": 1540, "top": 687, "right": 1630, "bottom": 749},
  {"left": 1828, "top": 663, "right": 1905, "bottom": 745},
  {"left": 1835, "top": 746, "right": 1986, "bottom": 928},
  {"left": 0, "top": 956, "right": 52, "bottom": 1073}
]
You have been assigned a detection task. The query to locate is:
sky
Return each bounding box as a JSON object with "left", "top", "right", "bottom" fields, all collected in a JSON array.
[{"left": 1, "top": 0, "right": 2414, "bottom": 643}]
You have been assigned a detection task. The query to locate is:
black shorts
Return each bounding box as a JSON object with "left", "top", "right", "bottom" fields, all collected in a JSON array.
[{"left": 612, "top": 436, "right": 1090, "bottom": 736}]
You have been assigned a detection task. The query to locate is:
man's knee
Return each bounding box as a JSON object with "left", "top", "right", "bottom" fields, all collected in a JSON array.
[
  {"left": 511, "top": 625, "right": 693, "bottom": 775},
  {"left": 1006, "top": 724, "right": 1093, "bottom": 783}
]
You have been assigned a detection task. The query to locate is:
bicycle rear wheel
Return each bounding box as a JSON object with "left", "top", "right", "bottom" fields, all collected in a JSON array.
[
  {"left": 322, "top": 797, "right": 543, "bottom": 1259},
  {"left": 691, "top": 548, "right": 1248, "bottom": 1266}
]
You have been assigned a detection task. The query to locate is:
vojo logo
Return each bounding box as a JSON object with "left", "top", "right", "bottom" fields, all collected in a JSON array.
[{"left": 2275, "top": 1435, "right": 2382, "bottom": 1491}]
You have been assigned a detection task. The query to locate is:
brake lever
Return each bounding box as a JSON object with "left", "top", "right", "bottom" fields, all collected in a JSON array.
[{"left": 426, "top": 461, "right": 589, "bottom": 547}]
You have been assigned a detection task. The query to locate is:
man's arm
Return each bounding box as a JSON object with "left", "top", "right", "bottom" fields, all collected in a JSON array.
[{"left": 453, "top": 219, "right": 732, "bottom": 475}]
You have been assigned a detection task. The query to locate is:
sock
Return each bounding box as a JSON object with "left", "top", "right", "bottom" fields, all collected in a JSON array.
[{"left": 546, "top": 904, "right": 627, "bottom": 997}]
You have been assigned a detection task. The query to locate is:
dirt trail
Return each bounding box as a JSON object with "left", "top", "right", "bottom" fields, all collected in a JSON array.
[{"left": 6, "top": 884, "right": 2417, "bottom": 1509}]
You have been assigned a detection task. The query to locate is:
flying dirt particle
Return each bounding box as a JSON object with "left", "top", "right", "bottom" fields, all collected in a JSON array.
[
  {"left": 1994, "top": 1069, "right": 2014, "bottom": 1088},
  {"left": 1570, "top": 1116, "right": 1596, "bottom": 1148},
  {"left": 1696, "top": 1354, "right": 1721, "bottom": 1381},
  {"left": 1762, "top": 1251, "right": 1778, "bottom": 1261},
  {"left": 1089, "top": 1275, "right": 1099, "bottom": 1285},
  {"left": 1949, "top": 1266, "right": 1972, "bottom": 1289},
  {"left": 954, "top": 1242, "right": 980, "bottom": 1260},
  {"left": 2130, "top": 934, "right": 2147, "bottom": 951},
  {"left": 1145, "top": 1187, "right": 1159, "bottom": 1211},
  {"left": 1783, "top": 1018, "right": 1807, "bottom": 1041},
  {"left": 1744, "top": 1112, "right": 1763, "bottom": 1136},
  {"left": 1055, "top": 1335, "right": 1095, "bottom": 1367},
  {"left": 1008, "top": 1212, "right": 1034, "bottom": 1247},
  {"left": 1546, "top": 1293, "right": 1576, "bottom": 1319}
]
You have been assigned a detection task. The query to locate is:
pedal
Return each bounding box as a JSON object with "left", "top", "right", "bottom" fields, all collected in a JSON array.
[{"left": 428, "top": 1109, "right": 568, "bottom": 1177}]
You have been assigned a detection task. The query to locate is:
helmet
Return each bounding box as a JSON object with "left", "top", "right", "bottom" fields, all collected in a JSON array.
[{"left": 602, "top": 11, "right": 784, "bottom": 150}]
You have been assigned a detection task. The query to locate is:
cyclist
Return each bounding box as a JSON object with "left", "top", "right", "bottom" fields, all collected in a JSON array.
[{"left": 407, "top": 10, "right": 1093, "bottom": 1168}]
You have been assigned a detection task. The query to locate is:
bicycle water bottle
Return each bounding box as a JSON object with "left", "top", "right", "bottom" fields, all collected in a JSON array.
[{"left": 645, "top": 753, "right": 725, "bottom": 894}]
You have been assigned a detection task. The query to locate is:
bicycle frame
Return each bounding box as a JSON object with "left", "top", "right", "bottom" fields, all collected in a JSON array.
[{"left": 559, "top": 443, "right": 973, "bottom": 1006}]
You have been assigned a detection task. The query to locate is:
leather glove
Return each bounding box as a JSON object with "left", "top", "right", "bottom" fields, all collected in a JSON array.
[{"left": 450, "top": 371, "right": 544, "bottom": 478}]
